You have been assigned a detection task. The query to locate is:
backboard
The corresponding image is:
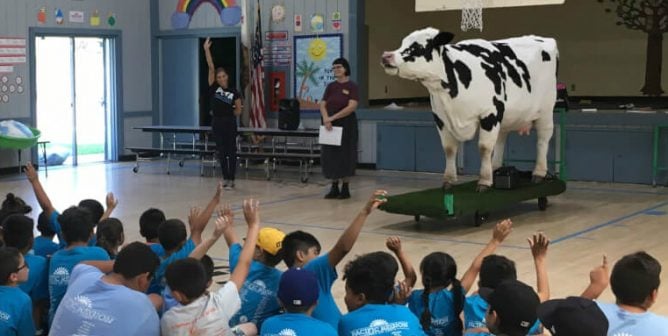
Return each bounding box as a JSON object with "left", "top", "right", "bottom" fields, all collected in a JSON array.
[{"left": 415, "top": 0, "right": 565, "bottom": 12}]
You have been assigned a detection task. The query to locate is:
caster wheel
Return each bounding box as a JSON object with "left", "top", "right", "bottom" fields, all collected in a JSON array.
[
  {"left": 474, "top": 211, "right": 486, "bottom": 227},
  {"left": 178, "top": 161, "right": 184, "bottom": 167},
  {"left": 538, "top": 197, "right": 548, "bottom": 211},
  {"left": 301, "top": 176, "right": 309, "bottom": 183},
  {"left": 414, "top": 215, "right": 421, "bottom": 222},
  {"left": 132, "top": 167, "right": 138, "bottom": 173}
]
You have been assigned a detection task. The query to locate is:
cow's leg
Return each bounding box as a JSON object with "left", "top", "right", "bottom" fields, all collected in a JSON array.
[
  {"left": 441, "top": 130, "right": 459, "bottom": 190},
  {"left": 492, "top": 131, "right": 509, "bottom": 171},
  {"left": 477, "top": 126, "right": 500, "bottom": 192},
  {"left": 533, "top": 112, "right": 554, "bottom": 182}
]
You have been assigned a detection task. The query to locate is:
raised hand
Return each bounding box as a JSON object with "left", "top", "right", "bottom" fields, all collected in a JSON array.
[
  {"left": 213, "top": 213, "right": 230, "bottom": 239},
  {"left": 217, "top": 204, "right": 234, "bottom": 227},
  {"left": 215, "top": 180, "right": 223, "bottom": 199},
  {"left": 492, "top": 219, "right": 513, "bottom": 243},
  {"left": 363, "top": 190, "right": 388, "bottom": 214},
  {"left": 242, "top": 199, "right": 260, "bottom": 226},
  {"left": 188, "top": 207, "right": 203, "bottom": 229},
  {"left": 528, "top": 232, "right": 550, "bottom": 260},
  {"left": 105, "top": 192, "right": 118, "bottom": 210},
  {"left": 392, "top": 280, "right": 411, "bottom": 305},
  {"left": 386, "top": 236, "right": 402, "bottom": 254},
  {"left": 589, "top": 255, "right": 609, "bottom": 287},
  {"left": 24, "top": 162, "right": 38, "bottom": 182},
  {"left": 203, "top": 37, "right": 212, "bottom": 50}
]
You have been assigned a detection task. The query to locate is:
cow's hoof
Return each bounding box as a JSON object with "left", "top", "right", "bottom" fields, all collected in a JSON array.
[
  {"left": 476, "top": 184, "right": 491, "bottom": 193},
  {"left": 442, "top": 181, "right": 454, "bottom": 190},
  {"left": 532, "top": 175, "right": 545, "bottom": 184}
]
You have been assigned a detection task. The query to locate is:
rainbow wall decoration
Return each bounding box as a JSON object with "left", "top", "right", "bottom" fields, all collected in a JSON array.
[{"left": 172, "top": 0, "right": 242, "bottom": 29}]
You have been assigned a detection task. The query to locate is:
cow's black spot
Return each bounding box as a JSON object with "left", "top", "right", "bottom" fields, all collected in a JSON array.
[
  {"left": 442, "top": 51, "right": 460, "bottom": 98},
  {"left": 453, "top": 60, "right": 472, "bottom": 88},
  {"left": 432, "top": 113, "right": 445, "bottom": 131},
  {"left": 542, "top": 50, "right": 551, "bottom": 61},
  {"left": 479, "top": 97, "right": 505, "bottom": 131},
  {"left": 401, "top": 42, "right": 431, "bottom": 63}
]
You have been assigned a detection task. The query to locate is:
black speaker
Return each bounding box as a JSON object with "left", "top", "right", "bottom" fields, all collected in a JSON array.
[{"left": 278, "top": 99, "right": 300, "bottom": 130}]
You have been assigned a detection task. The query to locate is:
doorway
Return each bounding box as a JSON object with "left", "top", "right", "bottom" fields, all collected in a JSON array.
[{"left": 33, "top": 34, "right": 117, "bottom": 166}]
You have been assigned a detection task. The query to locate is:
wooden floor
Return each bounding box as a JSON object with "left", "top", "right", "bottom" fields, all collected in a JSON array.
[{"left": 2, "top": 161, "right": 668, "bottom": 316}]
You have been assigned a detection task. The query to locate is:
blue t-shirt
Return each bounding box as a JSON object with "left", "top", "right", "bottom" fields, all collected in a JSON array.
[
  {"left": 148, "top": 239, "right": 195, "bottom": 294},
  {"left": 0, "top": 286, "right": 35, "bottom": 336},
  {"left": 49, "top": 264, "right": 160, "bottom": 336},
  {"left": 149, "top": 243, "right": 165, "bottom": 258},
  {"left": 463, "top": 294, "right": 542, "bottom": 336},
  {"left": 597, "top": 301, "right": 668, "bottom": 336},
  {"left": 408, "top": 288, "right": 463, "bottom": 336},
  {"left": 304, "top": 254, "right": 340, "bottom": 328},
  {"left": 49, "top": 211, "right": 97, "bottom": 249},
  {"left": 229, "top": 243, "right": 283, "bottom": 328},
  {"left": 261, "top": 313, "right": 337, "bottom": 336},
  {"left": 339, "top": 303, "right": 427, "bottom": 336},
  {"left": 33, "top": 236, "right": 59, "bottom": 257},
  {"left": 48, "top": 246, "right": 110, "bottom": 323},
  {"left": 19, "top": 254, "right": 49, "bottom": 301}
]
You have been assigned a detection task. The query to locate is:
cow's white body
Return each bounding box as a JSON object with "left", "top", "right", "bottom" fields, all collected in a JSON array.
[{"left": 383, "top": 28, "right": 558, "bottom": 188}]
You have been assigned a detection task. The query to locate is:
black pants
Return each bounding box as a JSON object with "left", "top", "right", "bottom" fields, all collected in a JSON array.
[{"left": 212, "top": 118, "right": 237, "bottom": 180}]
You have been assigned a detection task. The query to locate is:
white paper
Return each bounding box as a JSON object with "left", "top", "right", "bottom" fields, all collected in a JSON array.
[{"left": 319, "top": 126, "right": 342, "bottom": 146}]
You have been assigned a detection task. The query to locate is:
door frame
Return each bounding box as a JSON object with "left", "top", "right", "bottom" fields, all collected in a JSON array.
[{"left": 29, "top": 27, "right": 123, "bottom": 162}]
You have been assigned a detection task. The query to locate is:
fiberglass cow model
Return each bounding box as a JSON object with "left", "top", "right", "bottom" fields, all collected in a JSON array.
[{"left": 382, "top": 28, "right": 558, "bottom": 192}]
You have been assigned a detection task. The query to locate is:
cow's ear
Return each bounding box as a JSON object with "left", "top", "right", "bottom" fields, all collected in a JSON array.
[{"left": 433, "top": 32, "right": 454, "bottom": 46}]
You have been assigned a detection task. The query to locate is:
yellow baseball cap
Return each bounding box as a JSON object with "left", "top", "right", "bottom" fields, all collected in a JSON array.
[{"left": 257, "top": 227, "right": 286, "bottom": 255}]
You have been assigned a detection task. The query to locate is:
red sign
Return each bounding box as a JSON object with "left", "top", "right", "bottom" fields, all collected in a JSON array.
[
  {"left": 269, "top": 71, "right": 286, "bottom": 112},
  {"left": 265, "top": 31, "right": 288, "bottom": 41}
]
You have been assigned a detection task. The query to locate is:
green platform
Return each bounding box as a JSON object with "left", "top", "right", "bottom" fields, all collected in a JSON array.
[{"left": 379, "top": 176, "right": 566, "bottom": 225}]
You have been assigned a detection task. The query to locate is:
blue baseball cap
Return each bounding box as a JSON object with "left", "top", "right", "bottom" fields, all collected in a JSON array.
[{"left": 278, "top": 268, "right": 319, "bottom": 307}]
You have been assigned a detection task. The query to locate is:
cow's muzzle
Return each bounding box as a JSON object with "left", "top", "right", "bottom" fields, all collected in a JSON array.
[{"left": 381, "top": 52, "right": 397, "bottom": 68}]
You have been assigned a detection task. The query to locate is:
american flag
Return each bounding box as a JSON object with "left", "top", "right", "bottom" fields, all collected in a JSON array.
[{"left": 249, "top": 0, "right": 266, "bottom": 128}]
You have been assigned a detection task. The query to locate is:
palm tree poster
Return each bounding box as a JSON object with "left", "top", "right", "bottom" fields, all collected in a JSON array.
[{"left": 293, "top": 34, "right": 343, "bottom": 111}]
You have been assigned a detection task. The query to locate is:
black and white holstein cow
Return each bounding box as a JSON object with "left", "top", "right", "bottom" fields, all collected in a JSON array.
[{"left": 382, "top": 28, "right": 558, "bottom": 192}]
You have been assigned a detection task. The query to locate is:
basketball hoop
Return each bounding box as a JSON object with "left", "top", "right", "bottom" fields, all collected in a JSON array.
[{"left": 461, "top": 0, "right": 483, "bottom": 32}]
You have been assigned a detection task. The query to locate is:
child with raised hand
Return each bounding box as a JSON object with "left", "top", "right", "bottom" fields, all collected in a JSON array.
[
  {"left": 339, "top": 251, "right": 426, "bottom": 336},
  {"left": 161, "top": 199, "right": 261, "bottom": 336},
  {"left": 386, "top": 236, "right": 417, "bottom": 290},
  {"left": 281, "top": 190, "right": 388, "bottom": 328},
  {"left": 0, "top": 247, "right": 35, "bottom": 336},
  {"left": 406, "top": 219, "right": 512, "bottom": 336},
  {"left": 221, "top": 202, "right": 286, "bottom": 329}
]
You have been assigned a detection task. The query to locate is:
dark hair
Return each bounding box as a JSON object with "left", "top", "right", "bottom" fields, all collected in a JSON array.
[
  {"left": 282, "top": 231, "right": 321, "bottom": 267},
  {"left": 0, "top": 193, "right": 32, "bottom": 226},
  {"left": 113, "top": 242, "right": 160, "bottom": 279},
  {"left": 58, "top": 206, "right": 94, "bottom": 245},
  {"left": 166, "top": 258, "right": 208, "bottom": 300},
  {"left": 215, "top": 67, "right": 228, "bottom": 76},
  {"left": 139, "top": 208, "right": 165, "bottom": 241},
  {"left": 333, "top": 57, "right": 351, "bottom": 76},
  {"left": 201, "top": 254, "right": 214, "bottom": 282},
  {"left": 158, "top": 219, "right": 187, "bottom": 252},
  {"left": 419, "top": 252, "right": 464, "bottom": 332},
  {"left": 611, "top": 251, "right": 662, "bottom": 307},
  {"left": 78, "top": 199, "right": 104, "bottom": 224},
  {"left": 37, "top": 211, "right": 56, "bottom": 237},
  {"left": 479, "top": 255, "right": 517, "bottom": 289},
  {"left": 0, "top": 247, "right": 21, "bottom": 285},
  {"left": 343, "top": 251, "right": 398, "bottom": 304},
  {"left": 2, "top": 214, "right": 34, "bottom": 251},
  {"left": 261, "top": 249, "right": 284, "bottom": 267},
  {"left": 97, "top": 218, "right": 125, "bottom": 258}
]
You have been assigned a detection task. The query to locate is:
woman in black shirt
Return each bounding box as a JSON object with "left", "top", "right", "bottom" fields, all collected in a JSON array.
[{"left": 204, "top": 38, "right": 241, "bottom": 189}]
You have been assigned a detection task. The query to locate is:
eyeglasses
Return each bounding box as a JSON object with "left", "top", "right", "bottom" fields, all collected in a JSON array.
[{"left": 16, "top": 263, "right": 28, "bottom": 272}]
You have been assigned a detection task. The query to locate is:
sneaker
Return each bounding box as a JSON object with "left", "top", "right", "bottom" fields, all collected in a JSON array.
[
  {"left": 338, "top": 183, "right": 351, "bottom": 199},
  {"left": 324, "top": 184, "right": 340, "bottom": 199}
]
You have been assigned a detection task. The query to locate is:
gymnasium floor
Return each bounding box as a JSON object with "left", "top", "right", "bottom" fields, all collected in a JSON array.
[{"left": 2, "top": 161, "right": 667, "bottom": 316}]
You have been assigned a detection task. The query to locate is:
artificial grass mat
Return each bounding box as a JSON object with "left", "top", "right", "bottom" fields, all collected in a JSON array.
[{"left": 379, "top": 176, "right": 566, "bottom": 219}]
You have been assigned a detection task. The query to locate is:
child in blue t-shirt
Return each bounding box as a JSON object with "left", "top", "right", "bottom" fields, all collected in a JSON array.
[
  {"left": 339, "top": 251, "right": 426, "bottom": 336},
  {"left": 223, "top": 203, "right": 285, "bottom": 329},
  {"left": 47, "top": 207, "right": 110, "bottom": 324},
  {"left": 139, "top": 208, "right": 167, "bottom": 257},
  {"left": 401, "top": 219, "right": 512, "bottom": 336},
  {"left": 281, "top": 190, "right": 388, "bottom": 329},
  {"left": 0, "top": 247, "right": 35, "bottom": 336},
  {"left": 2, "top": 214, "right": 49, "bottom": 332},
  {"left": 96, "top": 218, "right": 125, "bottom": 259},
  {"left": 261, "top": 268, "right": 337, "bottom": 336},
  {"left": 33, "top": 211, "right": 58, "bottom": 258},
  {"left": 463, "top": 231, "right": 549, "bottom": 336}
]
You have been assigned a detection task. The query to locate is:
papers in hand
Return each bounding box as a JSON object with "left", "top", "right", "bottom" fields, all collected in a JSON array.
[{"left": 318, "top": 126, "right": 342, "bottom": 146}]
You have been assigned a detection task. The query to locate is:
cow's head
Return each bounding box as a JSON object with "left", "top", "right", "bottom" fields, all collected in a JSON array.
[{"left": 381, "top": 27, "right": 454, "bottom": 82}]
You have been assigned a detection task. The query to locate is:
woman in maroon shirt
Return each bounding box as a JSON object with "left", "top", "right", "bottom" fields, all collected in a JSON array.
[{"left": 319, "top": 58, "right": 359, "bottom": 199}]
